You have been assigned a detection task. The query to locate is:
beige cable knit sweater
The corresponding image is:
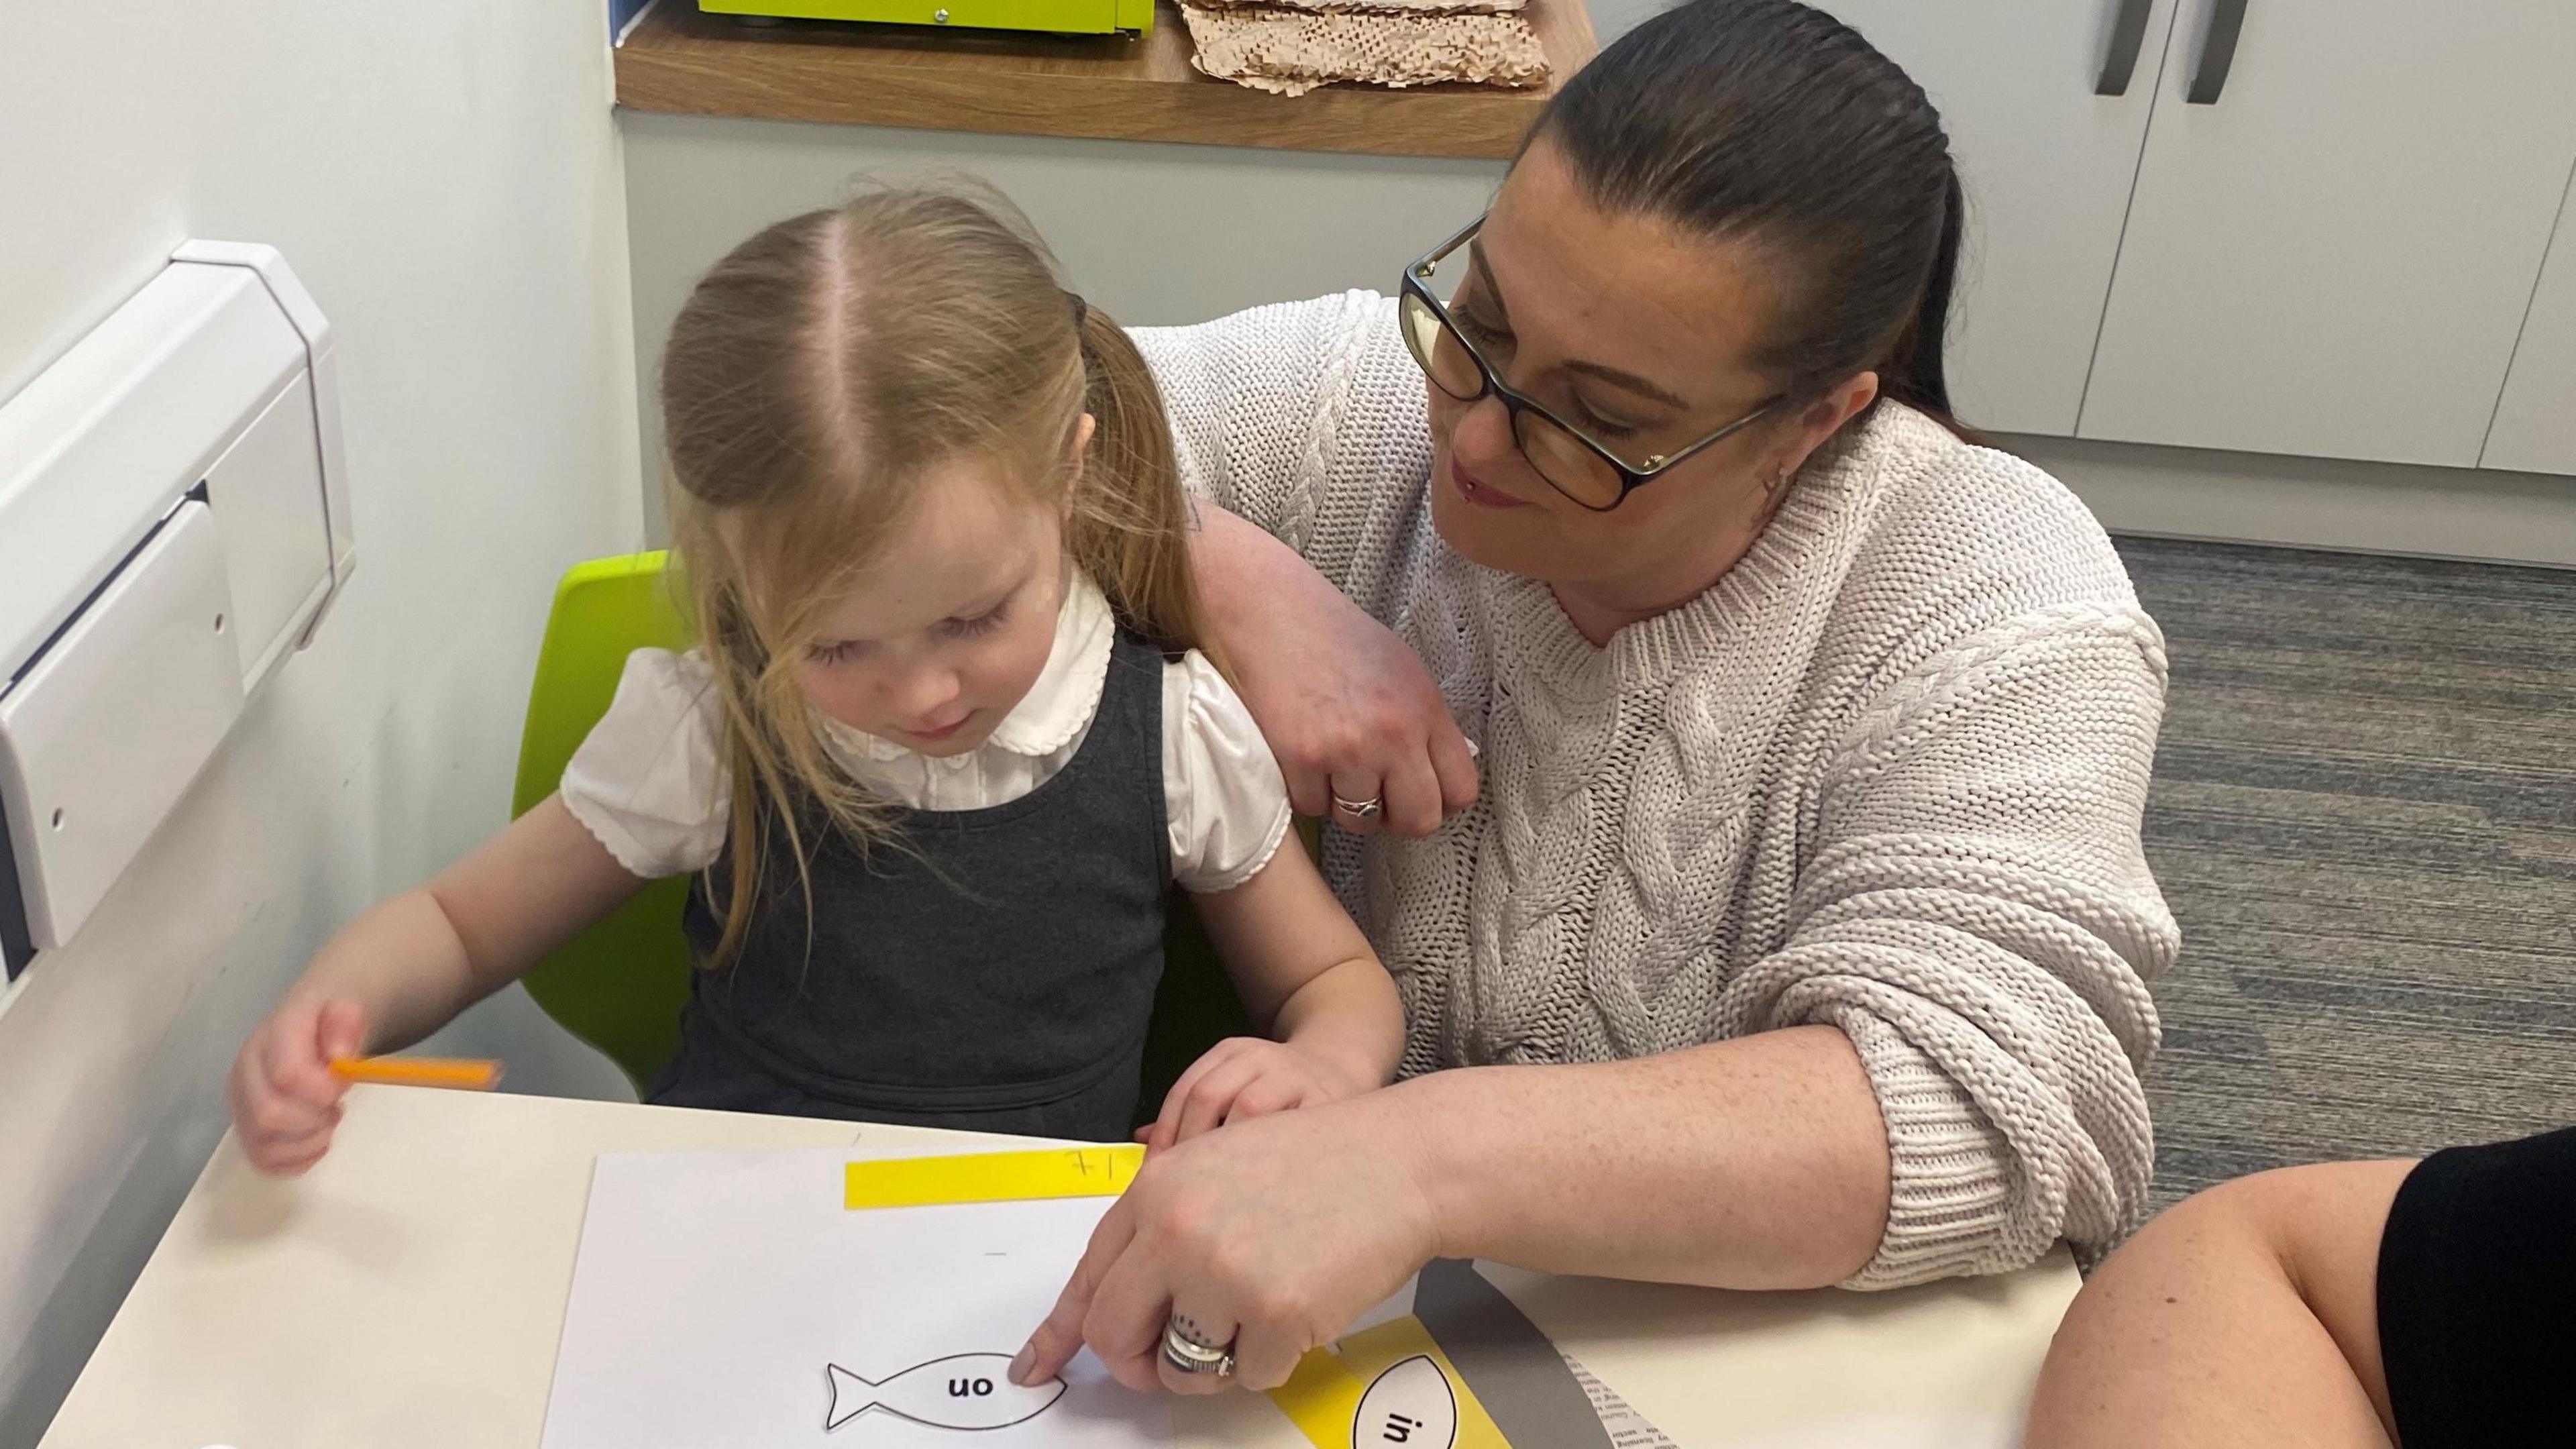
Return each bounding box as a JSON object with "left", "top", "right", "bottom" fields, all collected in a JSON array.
[{"left": 1134, "top": 291, "right": 2178, "bottom": 1289}]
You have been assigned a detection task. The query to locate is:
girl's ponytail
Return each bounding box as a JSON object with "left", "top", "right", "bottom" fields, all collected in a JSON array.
[{"left": 1065, "top": 299, "right": 1227, "bottom": 675}]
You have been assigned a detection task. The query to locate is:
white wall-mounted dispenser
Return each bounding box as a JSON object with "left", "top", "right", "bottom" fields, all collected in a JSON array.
[{"left": 0, "top": 242, "right": 354, "bottom": 981}]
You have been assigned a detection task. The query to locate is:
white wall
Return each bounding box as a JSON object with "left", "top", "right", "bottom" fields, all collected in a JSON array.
[
  {"left": 0, "top": 2, "right": 643, "bottom": 1440},
  {"left": 620, "top": 111, "right": 1507, "bottom": 532},
  {"left": 1587, "top": 0, "right": 1664, "bottom": 43}
]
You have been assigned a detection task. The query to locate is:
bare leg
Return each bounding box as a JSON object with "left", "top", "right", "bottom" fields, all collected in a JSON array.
[{"left": 2024, "top": 1161, "right": 2416, "bottom": 1449}]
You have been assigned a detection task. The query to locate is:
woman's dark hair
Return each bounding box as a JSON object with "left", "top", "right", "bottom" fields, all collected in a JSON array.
[{"left": 1528, "top": 0, "right": 1965, "bottom": 425}]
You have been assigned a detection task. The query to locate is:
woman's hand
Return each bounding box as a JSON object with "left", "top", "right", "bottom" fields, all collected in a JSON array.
[
  {"left": 227, "top": 998, "right": 368, "bottom": 1176},
  {"left": 1136, "top": 1036, "right": 1378, "bottom": 1151},
  {"left": 1195, "top": 507, "right": 1477, "bottom": 838},
  {"left": 1016, "top": 1091, "right": 1441, "bottom": 1395}
]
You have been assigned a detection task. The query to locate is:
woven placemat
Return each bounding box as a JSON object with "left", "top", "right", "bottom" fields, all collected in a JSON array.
[{"left": 1181, "top": 4, "right": 1548, "bottom": 95}]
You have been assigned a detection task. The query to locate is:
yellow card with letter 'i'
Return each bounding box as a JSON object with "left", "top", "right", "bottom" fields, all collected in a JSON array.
[
  {"left": 842, "top": 1144, "right": 1144, "bottom": 1210},
  {"left": 1269, "top": 1315, "right": 1517, "bottom": 1449}
]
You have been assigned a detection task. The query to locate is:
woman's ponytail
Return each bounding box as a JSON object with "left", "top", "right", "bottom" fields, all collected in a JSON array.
[{"left": 1879, "top": 168, "right": 1964, "bottom": 422}]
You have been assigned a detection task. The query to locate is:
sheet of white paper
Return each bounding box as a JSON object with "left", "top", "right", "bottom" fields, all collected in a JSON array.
[{"left": 540, "top": 1147, "right": 1173, "bottom": 1449}]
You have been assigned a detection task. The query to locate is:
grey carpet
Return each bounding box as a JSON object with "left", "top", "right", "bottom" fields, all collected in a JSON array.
[{"left": 2114, "top": 536, "right": 2576, "bottom": 1212}]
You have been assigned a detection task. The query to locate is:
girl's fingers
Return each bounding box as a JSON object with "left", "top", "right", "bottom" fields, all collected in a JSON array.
[
  {"left": 1327, "top": 770, "right": 1388, "bottom": 837},
  {"left": 1173, "top": 1058, "right": 1264, "bottom": 1144},
  {"left": 241, "top": 1102, "right": 333, "bottom": 1168},
  {"left": 1155, "top": 1299, "right": 1244, "bottom": 1396},
  {"left": 316, "top": 1001, "right": 367, "bottom": 1068},
  {"left": 1222, "top": 1078, "right": 1305, "bottom": 1126},
  {"left": 227, "top": 1036, "right": 264, "bottom": 1124},
  {"left": 298, "top": 1001, "right": 363, "bottom": 1105},
  {"left": 237, "top": 1065, "right": 301, "bottom": 1128},
  {"left": 259, "top": 1005, "right": 329, "bottom": 1103},
  {"left": 1149, "top": 1041, "right": 1249, "bottom": 1149},
  {"left": 1382, "top": 750, "right": 1445, "bottom": 839},
  {"left": 254, "top": 1118, "right": 339, "bottom": 1169},
  {"left": 267, "top": 1009, "right": 350, "bottom": 1112},
  {"left": 266, "top": 1142, "right": 333, "bottom": 1178}
]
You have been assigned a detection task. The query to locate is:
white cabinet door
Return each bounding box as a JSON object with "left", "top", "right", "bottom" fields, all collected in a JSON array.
[
  {"left": 2080, "top": 1, "right": 2576, "bottom": 468},
  {"left": 2483, "top": 164, "right": 2576, "bottom": 476},
  {"left": 1819, "top": 1, "right": 2182, "bottom": 435}
]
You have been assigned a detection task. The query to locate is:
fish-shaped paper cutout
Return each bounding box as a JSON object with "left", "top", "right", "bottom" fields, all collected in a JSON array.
[
  {"left": 1352, "top": 1354, "right": 1458, "bottom": 1448},
  {"left": 824, "top": 1354, "right": 1067, "bottom": 1432}
]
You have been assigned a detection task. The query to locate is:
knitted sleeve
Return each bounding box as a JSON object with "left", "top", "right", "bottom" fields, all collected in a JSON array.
[
  {"left": 1720, "top": 604, "right": 2178, "bottom": 1289},
  {"left": 1130, "top": 291, "right": 1434, "bottom": 610}
]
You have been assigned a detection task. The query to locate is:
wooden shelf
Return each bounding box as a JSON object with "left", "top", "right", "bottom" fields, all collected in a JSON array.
[{"left": 613, "top": 0, "right": 1595, "bottom": 160}]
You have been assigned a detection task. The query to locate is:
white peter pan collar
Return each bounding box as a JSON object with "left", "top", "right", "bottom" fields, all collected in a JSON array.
[{"left": 822, "top": 570, "right": 1116, "bottom": 766}]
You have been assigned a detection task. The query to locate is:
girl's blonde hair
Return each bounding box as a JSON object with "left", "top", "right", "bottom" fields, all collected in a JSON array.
[{"left": 657, "top": 186, "right": 1214, "bottom": 967}]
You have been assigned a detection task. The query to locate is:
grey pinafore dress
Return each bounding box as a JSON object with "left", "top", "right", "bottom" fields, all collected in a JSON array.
[{"left": 646, "top": 632, "right": 1172, "bottom": 1142}]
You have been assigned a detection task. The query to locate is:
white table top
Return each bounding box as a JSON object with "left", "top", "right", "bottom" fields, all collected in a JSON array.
[{"left": 38, "top": 1086, "right": 2080, "bottom": 1448}]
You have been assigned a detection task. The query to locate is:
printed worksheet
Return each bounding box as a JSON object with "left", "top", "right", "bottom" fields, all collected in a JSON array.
[{"left": 539, "top": 1146, "right": 1171, "bottom": 1449}]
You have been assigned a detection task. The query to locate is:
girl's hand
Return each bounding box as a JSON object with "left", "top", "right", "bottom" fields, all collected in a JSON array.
[
  {"left": 1197, "top": 508, "right": 1477, "bottom": 839},
  {"left": 1136, "top": 1036, "right": 1375, "bottom": 1150},
  {"left": 1019, "top": 1090, "right": 1441, "bottom": 1394},
  {"left": 227, "top": 999, "right": 367, "bottom": 1177}
]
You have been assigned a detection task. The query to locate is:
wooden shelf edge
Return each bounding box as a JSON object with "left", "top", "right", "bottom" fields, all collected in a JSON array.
[
  {"left": 612, "top": 0, "right": 1592, "bottom": 161},
  {"left": 614, "top": 61, "right": 1543, "bottom": 158}
]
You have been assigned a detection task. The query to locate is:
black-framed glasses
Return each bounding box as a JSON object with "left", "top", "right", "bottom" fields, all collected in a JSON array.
[{"left": 1398, "top": 216, "right": 1782, "bottom": 513}]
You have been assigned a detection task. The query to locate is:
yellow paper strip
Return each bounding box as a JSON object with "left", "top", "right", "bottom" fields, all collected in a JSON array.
[
  {"left": 1267, "top": 1344, "right": 1372, "bottom": 1446},
  {"left": 842, "top": 1144, "right": 1146, "bottom": 1210}
]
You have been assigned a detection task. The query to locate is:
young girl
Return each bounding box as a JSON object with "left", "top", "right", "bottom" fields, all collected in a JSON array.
[{"left": 229, "top": 189, "right": 1403, "bottom": 1172}]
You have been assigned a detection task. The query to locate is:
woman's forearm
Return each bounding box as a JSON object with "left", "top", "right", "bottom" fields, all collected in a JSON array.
[
  {"left": 1395, "top": 1024, "right": 1894, "bottom": 1289},
  {"left": 1182, "top": 501, "right": 1478, "bottom": 835},
  {"left": 1189, "top": 502, "right": 1322, "bottom": 653}
]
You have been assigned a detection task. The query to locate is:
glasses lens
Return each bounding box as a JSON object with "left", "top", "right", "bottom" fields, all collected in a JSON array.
[
  {"left": 1401, "top": 291, "right": 1486, "bottom": 402},
  {"left": 1516, "top": 411, "right": 1624, "bottom": 508}
]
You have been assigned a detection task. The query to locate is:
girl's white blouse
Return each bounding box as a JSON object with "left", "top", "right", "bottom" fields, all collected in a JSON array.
[{"left": 558, "top": 573, "right": 1293, "bottom": 894}]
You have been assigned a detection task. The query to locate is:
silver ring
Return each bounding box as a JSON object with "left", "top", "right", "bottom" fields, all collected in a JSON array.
[
  {"left": 1160, "top": 1318, "right": 1235, "bottom": 1377},
  {"left": 1331, "top": 792, "right": 1384, "bottom": 820}
]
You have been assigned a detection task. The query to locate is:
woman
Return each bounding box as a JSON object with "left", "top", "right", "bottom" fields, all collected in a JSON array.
[{"left": 1014, "top": 0, "right": 2177, "bottom": 1396}]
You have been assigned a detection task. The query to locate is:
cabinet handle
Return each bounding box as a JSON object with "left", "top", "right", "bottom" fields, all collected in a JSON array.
[
  {"left": 2096, "top": 0, "right": 2154, "bottom": 97},
  {"left": 2186, "top": 0, "right": 2249, "bottom": 105}
]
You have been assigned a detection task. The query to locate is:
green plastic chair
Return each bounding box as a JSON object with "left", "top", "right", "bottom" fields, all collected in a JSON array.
[{"left": 510, "top": 551, "right": 1253, "bottom": 1118}]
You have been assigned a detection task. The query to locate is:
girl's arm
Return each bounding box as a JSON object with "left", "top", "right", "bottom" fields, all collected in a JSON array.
[
  {"left": 1139, "top": 842, "right": 1403, "bottom": 1148},
  {"left": 228, "top": 794, "right": 647, "bottom": 1174}
]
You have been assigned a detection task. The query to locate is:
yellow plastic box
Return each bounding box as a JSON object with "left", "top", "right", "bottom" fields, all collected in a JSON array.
[{"left": 698, "top": 0, "right": 1152, "bottom": 38}]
